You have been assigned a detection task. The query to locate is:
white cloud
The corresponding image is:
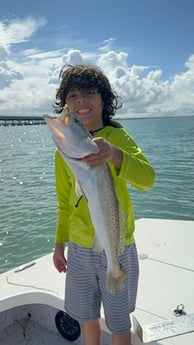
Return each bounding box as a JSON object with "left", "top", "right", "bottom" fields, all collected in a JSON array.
[
  {"left": 0, "top": 45, "right": 9, "bottom": 60},
  {"left": 99, "top": 38, "right": 116, "bottom": 53},
  {"left": 185, "top": 54, "right": 194, "bottom": 70},
  {"left": 0, "top": 17, "right": 194, "bottom": 117},
  {"left": 0, "top": 17, "right": 47, "bottom": 94},
  {"left": 0, "top": 17, "right": 46, "bottom": 52},
  {"left": 62, "top": 49, "right": 84, "bottom": 66},
  {"left": 0, "top": 61, "right": 23, "bottom": 88},
  {"left": 98, "top": 50, "right": 128, "bottom": 72}
]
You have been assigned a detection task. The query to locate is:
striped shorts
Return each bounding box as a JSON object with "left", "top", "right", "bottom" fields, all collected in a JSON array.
[{"left": 64, "top": 242, "right": 139, "bottom": 334}]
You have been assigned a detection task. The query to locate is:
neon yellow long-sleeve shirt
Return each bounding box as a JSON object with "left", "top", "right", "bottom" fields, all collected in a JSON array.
[{"left": 54, "top": 125, "right": 155, "bottom": 246}]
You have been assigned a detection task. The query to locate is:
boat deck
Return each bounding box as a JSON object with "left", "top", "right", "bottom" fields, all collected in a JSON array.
[
  {"left": 0, "top": 218, "right": 194, "bottom": 344},
  {"left": 134, "top": 218, "right": 194, "bottom": 344},
  {"left": 0, "top": 318, "right": 69, "bottom": 345}
]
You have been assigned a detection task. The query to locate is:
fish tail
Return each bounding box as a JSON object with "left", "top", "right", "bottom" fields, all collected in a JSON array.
[{"left": 106, "top": 265, "right": 127, "bottom": 294}]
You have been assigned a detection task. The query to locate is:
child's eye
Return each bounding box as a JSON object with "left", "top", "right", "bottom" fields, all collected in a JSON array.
[{"left": 69, "top": 94, "right": 76, "bottom": 99}]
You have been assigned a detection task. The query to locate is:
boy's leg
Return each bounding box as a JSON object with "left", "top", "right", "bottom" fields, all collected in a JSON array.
[
  {"left": 98, "top": 244, "right": 139, "bottom": 344},
  {"left": 65, "top": 244, "right": 102, "bottom": 344},
  {"left": 80, "top": 319, "right": 100, "bottom": 345},
  {"left": 81, "top": 320, "right": 131, "bottom": 345},
  {"left": 112, "top": 331, "right": 131, "bottom": 345}
]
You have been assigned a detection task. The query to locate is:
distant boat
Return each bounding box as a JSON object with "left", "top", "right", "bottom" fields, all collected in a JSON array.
[{"left": 1, "top": 218, "right": 194, "bottom": 344}]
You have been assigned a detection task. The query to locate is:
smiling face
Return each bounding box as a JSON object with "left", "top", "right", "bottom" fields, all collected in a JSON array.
[{"left": 65, "top": 88, "right": 104, "bottom": 131}]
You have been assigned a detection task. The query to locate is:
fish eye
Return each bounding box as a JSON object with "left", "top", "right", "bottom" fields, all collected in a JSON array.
[{"left": 73, "top": 117, "right": 81, "bottom": 125}]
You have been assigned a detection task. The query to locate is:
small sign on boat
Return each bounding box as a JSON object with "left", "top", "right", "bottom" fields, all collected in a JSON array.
[{"left": 133, "top": 313, "right": 194, "bottom": 343}]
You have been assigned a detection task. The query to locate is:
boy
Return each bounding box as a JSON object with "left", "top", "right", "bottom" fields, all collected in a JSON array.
[{"left": 53, "top": 63, "right": 155, "bottom": 345}]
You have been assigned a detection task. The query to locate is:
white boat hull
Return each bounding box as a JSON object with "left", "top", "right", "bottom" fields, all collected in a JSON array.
[{"left": 0, "top": 218, "right": 194, "bottom": 345}]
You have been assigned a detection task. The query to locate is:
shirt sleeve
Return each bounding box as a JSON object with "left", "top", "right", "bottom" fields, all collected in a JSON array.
[{"left": 110, "top": 128, "right": 156, "bottom": 190}]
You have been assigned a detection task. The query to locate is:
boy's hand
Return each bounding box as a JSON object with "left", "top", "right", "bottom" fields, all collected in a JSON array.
[
  {"left": 81, "top": 137, "right": 122, "bottom": 168},
  {"left": 53, "top": 243, "right": 67, "bottom": 273}
]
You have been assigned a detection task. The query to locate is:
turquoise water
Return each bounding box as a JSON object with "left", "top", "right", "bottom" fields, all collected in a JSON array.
[{"left": 0, "top": 116, "right": 194, "bottom": 273}]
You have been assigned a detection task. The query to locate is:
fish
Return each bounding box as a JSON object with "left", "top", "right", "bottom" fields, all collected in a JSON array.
[{"left": 44, "top": 107, "right": 127, "bottom": 294}]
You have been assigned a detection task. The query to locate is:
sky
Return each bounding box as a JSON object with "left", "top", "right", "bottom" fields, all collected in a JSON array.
[{"left": 0, "top": 0, "right": 194, "bottom": 118}]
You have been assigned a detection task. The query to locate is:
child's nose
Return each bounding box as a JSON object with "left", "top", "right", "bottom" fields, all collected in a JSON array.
[
  {"left": 77, "top": 92, "right": 87, "bottom": 103},
  {"left": 77, "top": 96, "right": 86, "bottom": 103}
]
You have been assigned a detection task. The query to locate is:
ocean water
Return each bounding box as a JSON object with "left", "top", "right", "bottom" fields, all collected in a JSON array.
[{"left": 0, "top": 116, "right": 194, "bottom": 273}]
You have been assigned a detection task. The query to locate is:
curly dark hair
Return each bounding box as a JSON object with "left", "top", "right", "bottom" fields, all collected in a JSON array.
[{"left": 54, "top": 63, "right": 122, "bottom": 125}]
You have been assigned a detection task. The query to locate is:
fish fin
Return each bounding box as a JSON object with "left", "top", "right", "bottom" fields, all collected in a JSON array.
[
  {"left": 107, "top": 265, "right": 127, "bottom": 294},
  {"left": 75, "top": 180, "right": 88, "bottom": 202},
  {"left": 93, "top": 236, "right": 104, "bottom": 252},
  {"left": 75, "top": 180, "right": 82, "bottom": 197}
]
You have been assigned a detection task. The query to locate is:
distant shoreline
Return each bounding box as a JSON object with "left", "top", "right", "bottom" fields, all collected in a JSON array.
[
  {"left": 115, "top": 114, "right": 194, "bottom": 120},
  {"left": 1, "top": 114, "right": 194, "bottom": 119},
  {"left": 0, "top": 115, "right": 45, "bottom": 126}
]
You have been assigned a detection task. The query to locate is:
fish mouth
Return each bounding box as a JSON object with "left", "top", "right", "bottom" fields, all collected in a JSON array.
[{"left": 43, "top": 113, "right": 98, "bottom": 160}]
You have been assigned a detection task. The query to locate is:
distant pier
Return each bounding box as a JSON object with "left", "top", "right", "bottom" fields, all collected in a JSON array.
[{"left": 0, "top": 116, "right": 46, "bottom": 126}]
